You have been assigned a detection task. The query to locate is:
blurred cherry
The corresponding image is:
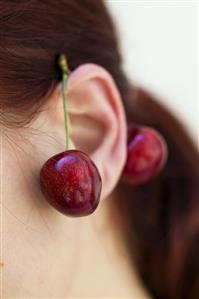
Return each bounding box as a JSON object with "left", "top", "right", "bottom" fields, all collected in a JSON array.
[{"left": 122, "top": 124, "right": 168, "bottom": 185}]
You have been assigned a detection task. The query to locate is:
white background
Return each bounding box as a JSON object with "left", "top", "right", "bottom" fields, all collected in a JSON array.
[{"left": 106, "top": 0, "right": 198, "bottom": 140}]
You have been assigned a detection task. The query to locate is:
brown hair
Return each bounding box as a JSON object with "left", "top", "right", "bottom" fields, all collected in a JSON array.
[{"left": 1, "top": 1, "right": 199, "bottom": 298}]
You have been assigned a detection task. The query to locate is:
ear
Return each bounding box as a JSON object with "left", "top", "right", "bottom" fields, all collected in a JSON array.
[{"left": 39, "top": 64, "right": 127, "bottom": 200}]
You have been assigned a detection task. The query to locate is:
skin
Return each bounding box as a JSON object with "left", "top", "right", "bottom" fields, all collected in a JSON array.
[
  {"left": 1, "top": 131, "right": 150, "bottom": 298},
  {"left": 1, "top": 64, "right": 150, "bottom": 298}
]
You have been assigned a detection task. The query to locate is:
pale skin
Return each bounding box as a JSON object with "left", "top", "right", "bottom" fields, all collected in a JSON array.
[{"left": 1, "top": 64, "right": 150, "bottom": 298}]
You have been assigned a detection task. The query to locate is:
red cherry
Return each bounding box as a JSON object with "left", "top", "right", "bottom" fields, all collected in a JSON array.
[
  {"left": 40, "top": 150, "right": 102, "bottom": 217},
  {"left": 123, "top": 125, "right": 168, "bottom": 185}
]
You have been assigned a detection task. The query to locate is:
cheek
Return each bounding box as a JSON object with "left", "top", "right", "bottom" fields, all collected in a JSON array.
[{"left": 2, "top": 204, "right": 78, "bottom": 297}]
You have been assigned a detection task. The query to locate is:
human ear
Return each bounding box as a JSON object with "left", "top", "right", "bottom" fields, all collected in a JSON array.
[
  {"left": 36, "top": 64, "right": 127, "bottom": 200},
  {"left": 66, "top": 64, "right": 127, "bottom": 199}
]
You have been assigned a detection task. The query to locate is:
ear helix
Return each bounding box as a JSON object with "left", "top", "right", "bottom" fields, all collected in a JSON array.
[{"left": 39, "top": 54, "right": 102, "bottom": 217}]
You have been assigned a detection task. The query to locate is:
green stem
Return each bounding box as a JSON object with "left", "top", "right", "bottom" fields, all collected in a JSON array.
[
  {"left": 62, "top": 72, "right": 69, "bottom": 149},
  {"left": 58, "top": 54, "right": 70, "bottom": 150}
]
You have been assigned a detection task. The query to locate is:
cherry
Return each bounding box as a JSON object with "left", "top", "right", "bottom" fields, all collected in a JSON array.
[
  {"left": 39, "top": 55, "right": 102, "bottom": 217},
  {"left": 122, "top": 124, "right": 168, "bottom": 185},
  {"left": 40, "top": 150, "right": 102, "bottom": 217}
]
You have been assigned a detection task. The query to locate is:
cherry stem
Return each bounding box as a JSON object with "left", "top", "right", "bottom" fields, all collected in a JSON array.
[{"left": 58, "top": 54, "right": 70, "bottom": 150}]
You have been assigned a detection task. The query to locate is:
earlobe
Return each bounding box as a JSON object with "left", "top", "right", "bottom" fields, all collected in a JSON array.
[{"left": 67, "top": 64, "right": 127, "bottom": 199}]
